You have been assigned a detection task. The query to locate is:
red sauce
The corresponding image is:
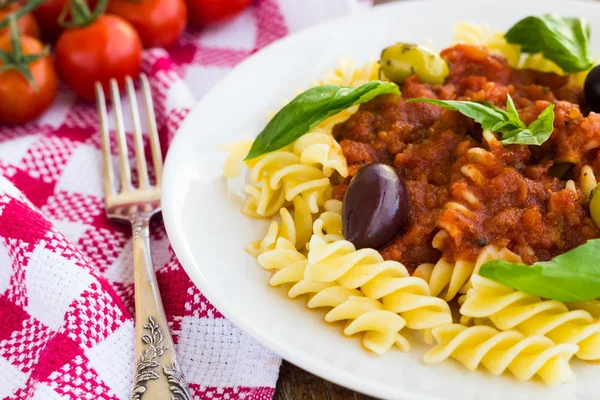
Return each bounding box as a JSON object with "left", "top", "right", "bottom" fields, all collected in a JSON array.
[{"left": 333, "top": 44, "right": 600, "bottom": 270}]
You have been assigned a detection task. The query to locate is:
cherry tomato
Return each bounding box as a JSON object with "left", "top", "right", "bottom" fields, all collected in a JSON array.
[
  {"left": 29, "top": 0, "right": 65, "bottom": 41},
  {"left": 0, "top": 35, "right": 58, "bottom": 124},
  {"left": 0, "top": 3, "right": 40, "bottom": 39},
  {"left": 55, "top": 14, "right": 142, "bottom": 101},
  {"left": 186, "top": 0, "right": 250, "bottom": 25},
  {"left": 107, "top": 0, "right": 187, "bottom": 48},
  {"left": 29, "top": 0, "right": 97, "bottom": 42}
]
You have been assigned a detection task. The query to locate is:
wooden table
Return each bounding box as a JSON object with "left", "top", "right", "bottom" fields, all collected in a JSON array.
[
  {"left": 274, "top": 361, "right": 377, "bottom": 400},
  {"left": 273, "top": 1, "right": 394, "bottom": 398}
]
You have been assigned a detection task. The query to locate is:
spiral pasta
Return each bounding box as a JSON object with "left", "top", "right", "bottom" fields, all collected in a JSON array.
[
  {"left": 423, "top": 324, "right": 578, "bottom": 386},
  {"left": 414, "top": 243, "right": 522, "bottom": 302},
  {"left": 310, "top": 200, "right": 344, "bottom": 245},
  {"left": 257, "top": 237, "right": 410, "bottom": 354},
  {"left": 461, "top": 274, "right": 600, "bottom": 360},
  {"left": 314, "top": 58, "right": 380, "bottom": 88},
  {"left": 413, "top": 257, "right": 475, "bottom": 302},
  {"left": 248, "top": 149, "right": 332, "bottom": 215},
  {"left": 520, "top": 53, "right": 563, "bottom": 75},
  {"left": 452, "top": 22, "right": 521, "bottom": 67},
  {"left": 567, "top": 300, "right": 600, "bottom": 318},
  {"left": 246, "top": 197, "right": 313, "bottom": 256},
  {"left": 305, "top": 235, "right": 452, "bottom": 330}
]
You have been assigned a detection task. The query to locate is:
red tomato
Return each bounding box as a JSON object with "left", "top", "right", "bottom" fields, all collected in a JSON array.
[
  {"left": 186, "top": 0, "right": 250, "bottom": 25},
  {"left": 29, "top": 0, "right": 66, "bottom": 42},
  {"left": 0, "top": 3, "right": 40, "bottom": 39},
  {"left": 107, "top": 0, "right": 187, "bottom": 48},
  {"left": 30, "top": 0, "right": 97, "bottom": 42},
  {"left": 55, "top": 14, "right": 142, "bottom": 101},
  {"left": 0, "top": 35, "right": 58, "bottom": 124}
]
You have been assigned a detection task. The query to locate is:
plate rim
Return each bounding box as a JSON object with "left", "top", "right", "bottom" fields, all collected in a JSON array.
[{"left": 162, "top": 1, "right": 600, "bottom": 398}]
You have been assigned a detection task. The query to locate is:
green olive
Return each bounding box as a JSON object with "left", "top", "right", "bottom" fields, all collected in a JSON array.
[
  {"left": 590, "top": 183, "right": 600, "bottom": 228},
  {"left": 379, "top": 43, "right": 449, "bottom": 85}
]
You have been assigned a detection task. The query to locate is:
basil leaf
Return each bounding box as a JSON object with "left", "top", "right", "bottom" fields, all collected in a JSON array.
[
  {"left": 480, "top": 239, "right": 600, "bottom": 302},
  {"left": 245, "top": 81, "right": 400, "bottom": 160},
  {"left": 505, "top": 95, "right": 525, "bottom": 128},
  {"left": 407, "top": 98, "right": 507, "bottom": 127},
  {"left": 406, "top": 95, "right": 555, "bottom": 146},
  {"left": 500, "top": 104, "right": 555, "bottom": 146},
  {"left": 504, "top": 15, "right": 593, "bottom": 73}
]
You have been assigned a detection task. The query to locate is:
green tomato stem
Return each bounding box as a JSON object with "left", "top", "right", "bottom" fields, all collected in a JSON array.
[
  {"left": 0, "top": 0, "right": 46, "bottom": 29},
  {"left": 0, "top": 14, "right": 49, "bottom": 91},
  {"left": 59, "top": 0, "right": 108, "bottom": 29}
]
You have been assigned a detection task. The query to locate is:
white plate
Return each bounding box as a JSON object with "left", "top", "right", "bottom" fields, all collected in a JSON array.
[{"left": 162, "top": 1, "right": 600, "bottom": 399}]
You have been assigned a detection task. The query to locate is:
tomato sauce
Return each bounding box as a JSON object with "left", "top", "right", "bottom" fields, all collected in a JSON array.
[{"left": 332, "top": 44, "right": 600, "bottom": 269}]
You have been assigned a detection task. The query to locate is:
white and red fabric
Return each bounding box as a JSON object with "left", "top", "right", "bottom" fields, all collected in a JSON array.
[{"left": 0, "top": 1, "right": 371, "bottom": 399}]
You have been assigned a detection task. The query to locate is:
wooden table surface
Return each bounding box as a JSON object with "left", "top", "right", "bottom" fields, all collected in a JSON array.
[
  {"left": 273, "top": 361, "right": 377, "bottom": 400},
  {"left": 272, "top": 1, "right": 394, "bottom": 399}
]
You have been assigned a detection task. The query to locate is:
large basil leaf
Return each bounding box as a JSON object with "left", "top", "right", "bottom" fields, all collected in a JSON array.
[
  {"left": 407, "top": 95, "right": 555, "bottom": 146},
  {"left": 479, "top": 239, "right": 600, "bottom": 302},
  {"left": 504, "top": 15, "right": 593, "bottom": 73},
  {"left": 245, "top": 81, "right": 400, "bottom": 160}
]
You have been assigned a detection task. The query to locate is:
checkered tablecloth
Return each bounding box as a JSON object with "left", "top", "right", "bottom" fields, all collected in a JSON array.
[{"left": 0, "top": 1, "right": 369, "bottom": 399}]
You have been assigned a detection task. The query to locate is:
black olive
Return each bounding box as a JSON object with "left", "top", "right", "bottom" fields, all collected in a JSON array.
[
  {"left": 342, "top": 163, "right": 409, "bottom": 250},
  {"left": 584, "top": 65, "right": 600, "bottom": 112}
]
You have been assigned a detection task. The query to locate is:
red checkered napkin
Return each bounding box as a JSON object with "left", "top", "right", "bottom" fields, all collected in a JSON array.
[{"left": 0, "top": 1, "right": 369, "bottom": 399}]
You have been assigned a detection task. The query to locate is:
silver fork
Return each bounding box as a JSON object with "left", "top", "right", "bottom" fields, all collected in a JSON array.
[{"left": 96, "top": 75, "right": 192, "bottom": 400}]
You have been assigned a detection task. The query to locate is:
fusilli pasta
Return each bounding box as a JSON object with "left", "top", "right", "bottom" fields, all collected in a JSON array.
[
  {"left": 310, "top": 200, "right": 344, "bottom": 245},
  {"left": 257, "top": 237, "right": 410, "bottom": 354},
  {"left": 305, "top": 235, "right": 452, "bottom": 330},
  {"left": 461, "top": 274, "right": 600, "bottom": 360},
  {"left": 314, "top": 58, "right": 380, "bottom": 88},
  {"left": 567, "top": 300, "right": 600, "bottom": 318},
  {"left": 423, "top": 324, "right": 578, "bottom": 386},
  {"left": 453, "top": 22, "right": 521, "bottom": 67},
  {"left": 246, "top": 198, "right": 313, "bottom": 256},
  {"left": 414, "top": 244, "right": 522, "bottom": 302},
  {"left": 413, "top": 257, "right": 475, "bottom": 302}
]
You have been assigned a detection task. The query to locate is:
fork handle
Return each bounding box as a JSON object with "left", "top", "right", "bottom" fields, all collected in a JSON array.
[{"left": 130, "top": 218, "right": 192, "bottom": 400}]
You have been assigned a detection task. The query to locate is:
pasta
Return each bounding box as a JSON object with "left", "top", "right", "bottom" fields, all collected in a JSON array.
[
  {"left": 460, "top": 274, "right": 600, "bottom": 360},
  {"left": 460, "top": 245, "right": 522, "bottom": 292},
  {"left": 246, "top": 199, "right": 312, "bottom": 256},
  {"left": 305, "top": 235, "right": 452, "bottom": 330},
  {"left": 413, "top": 257, "right": 475, "bottom": 302},
  {"left": 310, "top": 200, "right": 344, "bottom": 245},
  {"left": 423, "top": 324, "right": 578, "bottom": 386},
  {"left": 579, "top": 164, "right": 597, "bottom": 199},
  {"left": 453, "top": 22, "right": 521, "bottom": 67},
  {"left": 567, "top": 300, "right": 600, "bottom": 318},
  {"left": 313, "top": 58, "right": 380, "bottom": 88},
  {"left": 413, "top": 243, "right": 520, "bottom": 301},
  {"left": 258, "top": 237, "right": 410, "bottom": 354},
  {"left": 247, "top": 145, "right": 332, "bottom": 215},
  {"left": 241, "top": 130, "right": 349, "bottom": 252}
]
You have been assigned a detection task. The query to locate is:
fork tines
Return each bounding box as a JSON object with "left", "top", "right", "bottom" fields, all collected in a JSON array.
[{"left": 95, "top": 75, "right": 163, "bottom": 209}]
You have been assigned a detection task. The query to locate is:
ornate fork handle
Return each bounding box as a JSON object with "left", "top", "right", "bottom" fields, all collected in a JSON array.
[{"left": 131, "top": 218, "right": 192, "bottom": 400}]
